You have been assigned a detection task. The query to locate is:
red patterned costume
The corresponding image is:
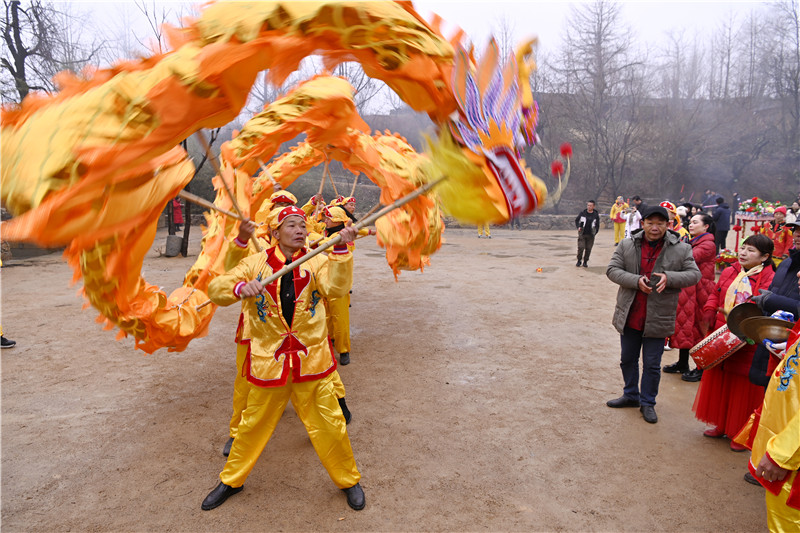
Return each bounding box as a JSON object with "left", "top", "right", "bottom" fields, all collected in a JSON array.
[
  {"left": 693, "top": 262, "right": 775, "bottom": 436},
  {"left": 763, "top": 220, "right": 793, "bottom": 264}
]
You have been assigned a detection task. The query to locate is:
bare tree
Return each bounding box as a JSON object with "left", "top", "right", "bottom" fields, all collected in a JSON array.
[
  {"left": 554, "top": 0, "right": 647, "bottom": 200},
  {"left": 1, "top": 0, "right": 105, "bottom": 102},
  {"left": 333, "top": 62, "right": 382, "bottom": 115},
  {"left": 765, "top": 0, "right": 800, "bottom": 153}
]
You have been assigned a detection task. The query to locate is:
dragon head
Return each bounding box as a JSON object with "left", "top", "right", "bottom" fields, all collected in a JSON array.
[{"left": 431, "top": 38, "right": 548, "bottom": 225}]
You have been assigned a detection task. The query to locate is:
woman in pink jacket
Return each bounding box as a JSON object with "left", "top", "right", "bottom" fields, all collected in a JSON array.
[{"left": 663, "top": 213, "right": 717, "bottom": 378}]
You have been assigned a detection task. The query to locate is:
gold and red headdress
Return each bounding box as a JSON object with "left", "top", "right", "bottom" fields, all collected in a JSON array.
[{"left": 275, "top": 205, "right": 307, "bottom": 227}]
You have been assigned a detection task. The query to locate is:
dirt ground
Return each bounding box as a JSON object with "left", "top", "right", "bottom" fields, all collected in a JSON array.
[{"left": 1, "top": 226, "right": 767, "bottom": 532}]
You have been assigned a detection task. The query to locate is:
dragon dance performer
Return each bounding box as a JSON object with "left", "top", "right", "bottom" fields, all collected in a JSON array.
[
  {"left": 321, "top": 205, "right": 374, "bottom": 365},
  {"left": 220, "top": 192, "right": 353, "bottom": 457},
  {"left": 660, "top": 201, "right": 688, "bottom": 240},
  {"left": 747, "top": 309, "right": 800, "bottom": 531},
  {"left": 762, "top": 206, "right": 793, "bottom": 266},
  {"left": 341, "top": 196, "right": 358, "bottom": 223},
  {"left": 202, "top": 206, "right": 364, "bottom": 511}
]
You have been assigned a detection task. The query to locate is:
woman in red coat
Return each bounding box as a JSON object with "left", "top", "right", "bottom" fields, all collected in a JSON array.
[
  {"left": 693, "top": 234, "right": 775, "bottom": 451},
  {"left": 663, "top": 213, "right": 717, "bottom": 376},
  {"left": 172, "top": 197, "right": 184, "bottom": 230}
]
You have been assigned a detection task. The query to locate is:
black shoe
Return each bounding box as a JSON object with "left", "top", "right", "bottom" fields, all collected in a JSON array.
[
  {"left": 339, "top": 352, "right": 350, "bottom": 366},
  {"left": 582, "top": 262, "right": 588, "bottom": 267},
  {"left": 201, "top": 482, "right": 243, "bottom": 510},
  {"left": 681, "top": 368, "right": 703, "bottom": 382},
  {"left": 744, "top": 472, "right": 761, "bottom": 486},
  {"left": 338, "top": 397, "right": 352, "bottom": 424},
  {"left": 1, "top": 336, "right": 16, "bottom": 348},
  {"left": 606, "top": 396, "right": 640, "bottom": 408},
  {"left": 342, "top": 483, "right": 365, "bottom": 510},
  {"left": 663, "top": 362, "right": 689, "bottom": 374},
  {"left": 640, "top": 405, "right": 658, "bottom": 423},
  {"left": 576, "top": 261, "right": 582, "bottom": 267},
  {"left": 222, "top": 437, "right": 234, "bottom": 457}
]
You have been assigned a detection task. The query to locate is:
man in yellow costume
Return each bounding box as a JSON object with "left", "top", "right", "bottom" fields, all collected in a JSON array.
[
  {"left": 202, "top": 206, "right": 364, "bottom": 511},
  {"left": 749, "top": 317, "right": 800, "bottom": 530},
  {"left": 610, "top": 196, "right": 629, "bottom": 245},
  {"left": 220, "top": 193, "right": 353, "bottom": 458},
  {"left": 321, "top": 205, "right": 373, "bottom": 365}
]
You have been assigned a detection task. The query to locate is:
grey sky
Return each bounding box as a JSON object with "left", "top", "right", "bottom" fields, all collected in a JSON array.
[
  {"left": 82, "top": 0, "right": 771, "bottom": 56},
  {"left": 415, "top": 1, "right": 771, "bottom": 54},
  {"left": 70, "top": 0, "right": 776, "bottom": 114}
]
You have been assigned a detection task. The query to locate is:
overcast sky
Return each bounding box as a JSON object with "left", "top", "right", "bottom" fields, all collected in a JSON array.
[
  {"left": 86, "top": 0, "right": 773, "bottom": 57},
  {"left": 75, "top": 0, "right": 776, "bottom": 113},
  {"left": 415, "top": 0, "right": 771, "bottom": 54}
]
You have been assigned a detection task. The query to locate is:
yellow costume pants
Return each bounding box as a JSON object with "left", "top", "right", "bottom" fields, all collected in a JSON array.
[
  {"left": 766, "top": 472, "right": 800, "bottom": 532},
  {"left": 220, "top": 374, "right": 360, "bottom": 489},
  {"left": 478, "top": 223, "right": 491, "bottom": 237},
  {"left": 229, "top": 343, "right": 250, "bottom": 439},
  {"left": 327, "top": 294, "right": 351, "bottom": 354},
  {"left": 229, "top": 343, "right": 346, "bottom": 439},
  {"left": 613, "top": 222, "right": 626, "bottom": 243}
]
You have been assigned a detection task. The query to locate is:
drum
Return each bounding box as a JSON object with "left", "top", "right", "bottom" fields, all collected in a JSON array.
[{"left": 690, "top": 324, "right": 746, "bottom": 370}]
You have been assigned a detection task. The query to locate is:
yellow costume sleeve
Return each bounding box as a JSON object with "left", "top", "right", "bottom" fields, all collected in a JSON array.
[
  {"left": 223, "top": 236, "right": 268, "bottom": 272},
  {"left": 300, "top": 199, "right": 316, "bottom": 217},
  {"left": 208, "top": 253, "right": 264, "bottom": 307},
  {"left": 767, "top": 411, "right": 800, "bottom": 471},
  {"left": 307, "top": 219, "right": 326, "bottom": 235},
  {"left": 316, "top": 249, "right": 353, "bottom": 300}
]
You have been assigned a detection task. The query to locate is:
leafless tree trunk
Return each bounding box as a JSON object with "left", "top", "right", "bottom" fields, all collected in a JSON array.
[
  {"left": 1, "top": 0, "right": 105, "bottom": 103},
  {"left": 554, "top": 0, "right": 647, "bottom": 201}
]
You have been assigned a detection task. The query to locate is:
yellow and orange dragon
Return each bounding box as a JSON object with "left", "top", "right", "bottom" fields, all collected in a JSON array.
[{"left": 1, "top": 1, "right": 569, "bottom": 353}]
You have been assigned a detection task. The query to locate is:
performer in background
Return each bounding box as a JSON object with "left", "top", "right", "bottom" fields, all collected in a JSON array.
[
  {"left": 763, "top": 206, "right": 793, "bottom": 266},
  {"left": 201, "top": 206, "right": 364, "bottom": 512},
  {"left": 610, "top": 196, "right": 628, "bottom": 246},
  {"left": 321, "top": 205, "right": 374, "bottom": 365}
]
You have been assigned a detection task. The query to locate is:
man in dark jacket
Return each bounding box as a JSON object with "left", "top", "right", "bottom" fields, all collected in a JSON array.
[
  {"left": 606, "top": 206, "right": 701, "bottom": 424},
  {"left": 631, "top": 195, "right": 647, "bottom": 213},
  {"left": 749, "top": 222, "right": 800, "bottom": 387},
  {"left": 712, "top": 197, "right": 731, "bottom": 254},
  {"left": 575, "top": 200, "right": 600, "bottom": 267}
]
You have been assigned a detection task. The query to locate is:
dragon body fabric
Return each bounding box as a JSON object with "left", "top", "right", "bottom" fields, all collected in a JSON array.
[{"left": 1, "top": 1, "right": 550, "bottom": 353}]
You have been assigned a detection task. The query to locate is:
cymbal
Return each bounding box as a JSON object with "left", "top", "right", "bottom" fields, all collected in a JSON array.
[
  {"left": 726, "top": 303, "right": 763, "bottom": 338},
  {"left": 739, "top": 317, "right": 794, "bottom": 344}
]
